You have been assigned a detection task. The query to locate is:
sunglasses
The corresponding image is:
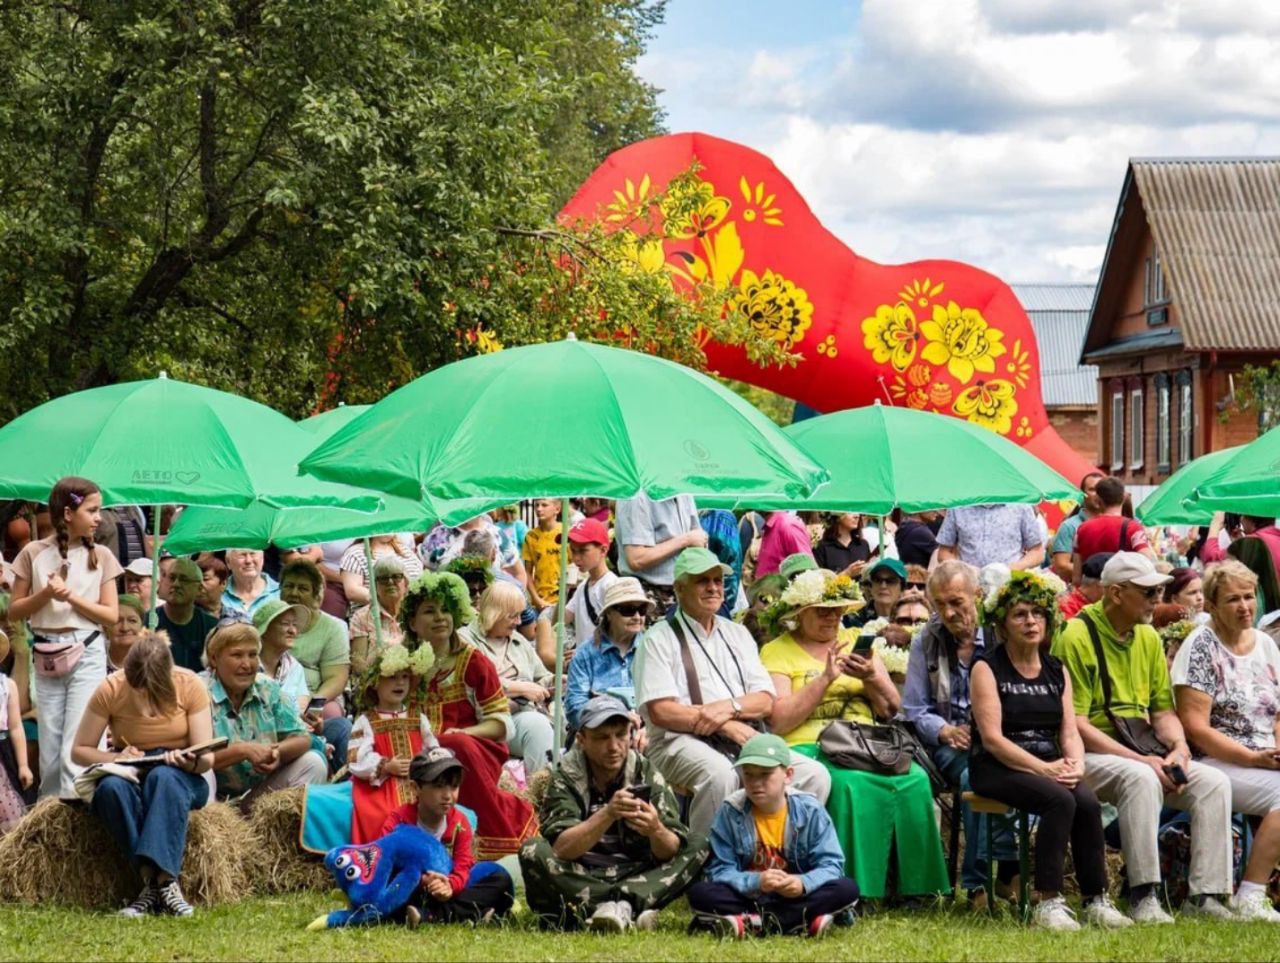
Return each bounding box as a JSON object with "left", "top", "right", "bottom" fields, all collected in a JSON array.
[
  {"left": 215, "top": 613, "right": 252, "bottom": 629},
  {"left": 870, "top": 575, "right": 902, "bottom": 586},
  {"left": 375, "top": 575, "right": 405, "bottom": 586},
  {"left": 1127, "top": 585, "right": 1162, "bottom": 600},
  {"left": 906, "top": 581, "right": 926, "bottom": 591},
  {"left": 894, "top": 616, "right": 924, "bottom": 626},
  {"left": 611, "top": 603, "right": 649, "bottom": 617}
]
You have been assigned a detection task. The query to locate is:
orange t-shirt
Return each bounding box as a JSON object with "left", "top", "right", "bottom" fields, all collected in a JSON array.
[
  {"left": 750, "top": 806, "right": 789, "bottom": 872},
  {"left": 86, "top": 668, "right": 210, "bottom": 750}
]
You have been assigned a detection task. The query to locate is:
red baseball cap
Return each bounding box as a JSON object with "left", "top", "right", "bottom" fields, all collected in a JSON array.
[{"left": 568, "top": 518, "right": 610, "bottom": 548}]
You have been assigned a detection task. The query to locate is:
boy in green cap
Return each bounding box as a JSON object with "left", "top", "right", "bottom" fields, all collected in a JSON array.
[{"left": 685, "top": 733, "right": 857, "bottom": 939}]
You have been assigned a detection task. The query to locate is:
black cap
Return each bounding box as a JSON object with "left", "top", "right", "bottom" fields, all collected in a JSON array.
[{"left": 1082, "top": 552, "right": 1114, "bottom": 581}]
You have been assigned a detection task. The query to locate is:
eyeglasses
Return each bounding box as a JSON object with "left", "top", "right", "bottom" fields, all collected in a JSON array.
[
  {"left": 1126, "top": 584, "right": 1162, "bottom": 600},
  {"left": 894, "top": 616, "right": 924, "bottom": 626},
  {"left": 375, "top": 576, "right": 404, "bottom": 586},
  {"left": 611, "top": 604, "right": 649, "bottom": 617},
  {"left": 215, "top": 613, "right": 252, "bottom": 629}
]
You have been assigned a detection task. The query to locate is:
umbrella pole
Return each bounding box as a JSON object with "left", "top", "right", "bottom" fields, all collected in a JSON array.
[
  {"left": 363, "top": 537, "right": 384, "bottom": 650},
  {"left": 551, "top": 496, "right": 570, "bottom": 766},
  {"left": 148, "top": 506, "right": 161, "bottom": 629},
  {"left": 878, "top": 514, "right": 886, "bottom": 558}
]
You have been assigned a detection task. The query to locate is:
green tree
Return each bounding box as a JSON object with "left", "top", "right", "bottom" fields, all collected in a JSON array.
[{"left": 0, "top": 0, "right": 790, "bottom": 421}]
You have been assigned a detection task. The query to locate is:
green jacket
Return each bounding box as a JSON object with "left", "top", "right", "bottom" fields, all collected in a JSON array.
[{"left": 538, "top": 745, "right": 689, "bottom": 858}]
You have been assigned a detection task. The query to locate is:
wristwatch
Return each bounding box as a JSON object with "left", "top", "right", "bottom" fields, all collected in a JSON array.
[{"left": 730, "top": 697, "right": 743, "bottom": 720}]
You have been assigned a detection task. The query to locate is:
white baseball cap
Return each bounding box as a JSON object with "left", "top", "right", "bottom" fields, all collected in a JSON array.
[
  {"left": 124, "top": 558, "right": 154, "bottom": 577},
  {"left": 1101, "top": 551, "right": 1172, "bottom": 588}
]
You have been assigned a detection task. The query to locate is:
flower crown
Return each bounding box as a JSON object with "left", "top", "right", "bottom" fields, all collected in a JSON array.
[
  {"left": 1158, "top": 619, "right": 1196, "bottom": 650},
  {"left": 981, "top": 568, "right": 1067, "bottom": 636},
  {"left": 355, "top": 644, "right": 435, "bottom": 712},
  {"left": 760, "top": 569, "right": 864, "bottom": 639},
  {"left": 400, "top": 571, "right": 476, "bottom": 641}
]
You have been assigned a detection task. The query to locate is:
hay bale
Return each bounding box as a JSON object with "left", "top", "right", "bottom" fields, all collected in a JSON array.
[
  {"left": 180, "top": 802, "right": 255, "bottom": 906},
  {"left": 0, "top": 797, "right": 254, "bottom": 910},
  {"left": 246, "top": 787, "right": 331, "bottom": 895},
  {"left": 0, "top": 798, "right": 136, "bottom": 909}
]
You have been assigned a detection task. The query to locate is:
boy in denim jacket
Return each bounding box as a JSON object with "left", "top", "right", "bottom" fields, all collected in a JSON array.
[{"left": 687, "top": 733, "right": 857, "bottom": 938}]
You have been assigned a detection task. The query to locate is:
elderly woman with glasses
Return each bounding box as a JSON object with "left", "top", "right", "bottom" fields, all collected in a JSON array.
[
  {"left": 564, "top": 577, "right": 651, "bottom": 745},
  {"left": 847, "top": 559, "right": 908, "bottom": 628},
  {"left": 350, "top": 556, "right": 408, "bottom": 673}
]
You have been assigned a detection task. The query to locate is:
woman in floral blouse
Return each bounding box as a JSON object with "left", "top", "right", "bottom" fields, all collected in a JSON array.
[{"left": 1172, "top": 560, "right": 1280, "bottom": 922}]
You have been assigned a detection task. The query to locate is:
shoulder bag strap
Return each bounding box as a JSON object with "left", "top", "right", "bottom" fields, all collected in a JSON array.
[
  {"left": 583, "top": 581, "right": 600, "bottom": 626},
  {"left": 1079, "top": 612, "right": 1114, "bottom": 712},
  {"left": 666, "top": 614, "right": 704, "bottom": 706},
  {"left": 1119, "top": 518, "right": 1131, "bottom": 551}
]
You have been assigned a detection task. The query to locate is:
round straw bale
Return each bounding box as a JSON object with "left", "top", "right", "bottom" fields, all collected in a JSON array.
[
  {"left": 180, "top": 801, "right": 255, "bottom": 906},
  {"left": 245, "top": 786, "right": 330, "bottom": 894},
  {"left": 0, "top": 798, "right": 136, "bottom": 909}
]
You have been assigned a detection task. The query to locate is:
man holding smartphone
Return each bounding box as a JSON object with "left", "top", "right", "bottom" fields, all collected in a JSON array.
[{"left": 519, "top": 695, "right": 706, "bottom": 933}]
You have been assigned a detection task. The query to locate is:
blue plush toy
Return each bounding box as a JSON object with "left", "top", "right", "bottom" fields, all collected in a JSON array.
[{"left": 307, "top": 824, "right": 453, "bottom": 929}]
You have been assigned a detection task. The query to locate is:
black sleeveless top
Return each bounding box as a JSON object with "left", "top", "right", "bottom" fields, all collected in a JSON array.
[{"left": 970, "top": 645, "right": 1065, "bottom": 762}]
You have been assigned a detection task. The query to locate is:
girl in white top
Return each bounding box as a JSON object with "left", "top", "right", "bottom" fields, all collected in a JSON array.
[
  {"left": 9, "top": 477, "right": 121, "bottom": 799},
  {"left": 1172, "top": 560, "right": 1280, "bottom": 922}
]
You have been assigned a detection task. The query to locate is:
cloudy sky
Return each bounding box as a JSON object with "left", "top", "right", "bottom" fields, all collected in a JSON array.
[{"left": 638, "top": 0, "right": 1280, "bottom": 284}]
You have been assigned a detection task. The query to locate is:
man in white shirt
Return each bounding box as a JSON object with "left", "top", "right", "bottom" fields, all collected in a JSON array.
[{"left": 636, "top": 547, "right": 830, "bottom": 834}]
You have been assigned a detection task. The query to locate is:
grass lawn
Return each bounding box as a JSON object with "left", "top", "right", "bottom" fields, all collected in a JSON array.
[{"left": 1, "top": 893, "right": 1278, "bottom": 962}]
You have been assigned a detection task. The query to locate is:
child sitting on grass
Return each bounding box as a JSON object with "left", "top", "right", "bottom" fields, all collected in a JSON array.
[
  {"left": 686, "top": 733, "right": 858, "bottom": 939},
  {"left": 381, "top": 746, "right": 515, "bottom": 926}
]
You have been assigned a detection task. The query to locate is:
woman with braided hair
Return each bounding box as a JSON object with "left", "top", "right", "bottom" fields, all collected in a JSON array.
[
  {"left": 10, "top": 477, "right": 121, "bottom": 799},
  {"left": 406, "top": 571, "right": 537, "bottom": 859}
]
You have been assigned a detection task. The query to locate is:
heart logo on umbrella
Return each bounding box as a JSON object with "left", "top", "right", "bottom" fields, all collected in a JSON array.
[{"left": 175, "top": 470, "right": 202, "bottom": 485}]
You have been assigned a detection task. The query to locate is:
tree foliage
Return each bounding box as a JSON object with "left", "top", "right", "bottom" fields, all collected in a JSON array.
[
  {"left": 0, "top": 0, "right": 789, "bottom": 421},
  {"left": 1229, "top": 361, "right": 1280, "bottom": 431}
]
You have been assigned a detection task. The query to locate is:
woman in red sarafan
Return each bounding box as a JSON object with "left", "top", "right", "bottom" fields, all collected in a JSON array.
[{"left": 403, "top": 572, "right": 537, "bottom": 859}]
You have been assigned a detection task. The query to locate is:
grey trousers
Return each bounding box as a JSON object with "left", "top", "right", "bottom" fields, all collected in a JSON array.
[
  {"left": 646, "top": 732, "right": 831, "bottom": 835},
  {"left": 1083, "top": 752, "right": 1233, "bottom": 896}
]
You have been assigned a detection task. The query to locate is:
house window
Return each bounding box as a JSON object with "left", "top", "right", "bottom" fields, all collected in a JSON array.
[
  {"left": 1110, "top": 390, "right": 1125, "bottom": 471},
  {"left": 1176, "top": 370, "right": 1193, "bottom": 465},
  {"left": 1144, "top": 247, "right": 1168, "bottom": 307},
  {"left": 1129, "top": 385, "right": 1144, "bottom": 470},
  {"left": 1155, "top": 374, "right": 1171, "bottom": 473}
]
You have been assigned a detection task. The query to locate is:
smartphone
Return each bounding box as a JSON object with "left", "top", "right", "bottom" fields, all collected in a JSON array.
[
  {"left": 307, "top": 696, "right": 327, "bottom": 714},
  {"left": 627, "top": 783, "right": 651, "bottom": 803},
  {"left": 852, "top": 634, "right": 876, "bottom": 657},
  {"left": 1162, "top": 763, "right": 1189, "bottom": 786}
]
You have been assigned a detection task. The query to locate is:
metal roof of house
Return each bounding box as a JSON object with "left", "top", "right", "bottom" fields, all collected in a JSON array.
[
  {"left": 1084, "top": 158, "right": 1280, "bottom": 356},
  {"left": 1013, "top": 283, "right": 1097, "bottom": 406}
]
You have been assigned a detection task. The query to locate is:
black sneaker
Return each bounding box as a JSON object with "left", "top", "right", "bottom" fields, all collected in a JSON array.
[
  {"left": 119, "top": 882, "right": 159, "bottom": 918},
  {"left": 156, "top": 879, "right": 194, "bottom": 917}
]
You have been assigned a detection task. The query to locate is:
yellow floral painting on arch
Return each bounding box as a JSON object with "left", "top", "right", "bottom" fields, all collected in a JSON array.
[
  {"left": 731, "top": 268, "right": 814, "bottom": 350},
  {"left": 920, "top": 300, "right": 1006, "bottom": 384},
  {"left": 953, "top": 379, "right": 1019, "bottom": 435},
  {"left": 860, "top": 302, "right": 920, "bottom": 371}
]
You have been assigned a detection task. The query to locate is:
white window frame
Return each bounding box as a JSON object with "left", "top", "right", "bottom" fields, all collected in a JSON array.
[
  {"left": 1156, "top": 376, "right": 1171, "bottom": 472},
  {"left": 1129, "top": 386, "right": 1145, "bottom": 470},
  {"left": 1178, "top": 375, "right": 1193, "bottom": 465},
  {"left": 1111, "top": 391, "right": 1125, "bottom": 472}
]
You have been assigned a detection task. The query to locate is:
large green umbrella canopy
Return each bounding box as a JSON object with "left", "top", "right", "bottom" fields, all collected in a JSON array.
[
  {"left": 298, "top": 404, "right": 371, "bottom": 436},
  {"left": 298, "top": 337, "right": 827, "bottom": 502},
  {"left": 298, "top": 336, "right": 828, "bottom": 765},
  {"left": 1136, "top": 446, "right": 1243, "bottom": 525},
  {"left": 164, "top": 404, "right": 499, "bottom": 554},
  {"left": 701, "top": 403, "right": 1076, "bottom": 513},
  {"left": 1192, "top": 425, "right": 1280, "bottom": 518},
  {"left": 0, "top": 375, "right": 380, "bottom": 511}
]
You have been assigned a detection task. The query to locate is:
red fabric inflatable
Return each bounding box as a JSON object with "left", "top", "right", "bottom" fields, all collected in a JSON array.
[{"left": 559, "top": 132, "right": 1095, "bottom": 489}]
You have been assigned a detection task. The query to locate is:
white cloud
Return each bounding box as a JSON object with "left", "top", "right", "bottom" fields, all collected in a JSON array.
[{"left": 636, "top": 0, "right": 1280, "bottom": 283}]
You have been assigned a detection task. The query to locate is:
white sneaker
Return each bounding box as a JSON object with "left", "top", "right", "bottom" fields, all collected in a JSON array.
[
  {"left": 1032, "top": 897, "right": 1080, "bottom": 932},
  {"left": 1182, "top": 895, "right": 1235, "bottom": 920},
  {"left": 1232, "top": 890, "right": 1280, "bottom": 923},
  {"left": 1129, "top": 893, "right": 1174, "bottom": 925},
  {"left": 1082, "top": 896, "right": 1133, "bottom": 928},
  {"left": 588, "top": 901, "right": 628, "bottom": 934}
]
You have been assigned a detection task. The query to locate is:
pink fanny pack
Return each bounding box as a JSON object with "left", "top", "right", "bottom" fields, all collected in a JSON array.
[{"left": 33, "top": 631, "right": 99, "bottom": 679}]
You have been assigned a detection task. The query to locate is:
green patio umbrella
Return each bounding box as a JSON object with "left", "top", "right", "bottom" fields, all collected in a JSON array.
[
  {"left": 299, "top": 336, "right": 829, "bottom": 761},
  {"left": 700, "top": 402, "right": 1077, "bottom": 514},
  {"left": 1136, "top": 446, "right": 1243, "bottom": 525},
  {"left": 298, "top": 404, "right": 371, "bottom": 436},
  {"left": 0, "top": 374, "right": 381, "bottom": 620},
  {"left": 1192, "top": 425, "right": 1280, "bottom": 518}
]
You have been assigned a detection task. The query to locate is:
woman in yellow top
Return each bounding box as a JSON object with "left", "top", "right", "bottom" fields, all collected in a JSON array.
[{"left": 761, "top": 569, "right": 949, "bottom": 902}]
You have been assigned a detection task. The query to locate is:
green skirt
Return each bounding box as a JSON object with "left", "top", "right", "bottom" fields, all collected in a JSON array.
[{"left": 793, "top": 742, "right": 950, "bottom": 899}]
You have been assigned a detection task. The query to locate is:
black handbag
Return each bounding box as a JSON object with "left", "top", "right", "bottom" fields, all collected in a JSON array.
[
  {"left": 818, "top": 720, "right": 913, "bottom": 775},
  {"left": 1080, "top": 612, "right": 1170, "bottom": 758}
]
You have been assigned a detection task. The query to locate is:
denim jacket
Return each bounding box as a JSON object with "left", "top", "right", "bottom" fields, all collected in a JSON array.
[{"left": 704, "top": 787, "right": 845, "bottom": 896}]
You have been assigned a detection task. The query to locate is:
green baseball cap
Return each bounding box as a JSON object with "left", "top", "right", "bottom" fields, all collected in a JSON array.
[
  {"left": 779, "top": 552, "right": 817, "bottom": 579},
  {"left": 867, "top": 558, "right": 908, "bottom": 582},
  {"left": 673, "top": 546, "right": 732, "bottom": 582},
  {"left": 735, "top": 732, "right": 792, "bottom": 769}
]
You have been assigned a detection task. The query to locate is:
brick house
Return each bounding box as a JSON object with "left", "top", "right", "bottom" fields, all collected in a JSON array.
[
  {"left": 1014, "top": 283, "right": 1098, "bottom": 467},
  {"left": 1080, "top": 157, "right": 1280, "bottom": 498}
]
